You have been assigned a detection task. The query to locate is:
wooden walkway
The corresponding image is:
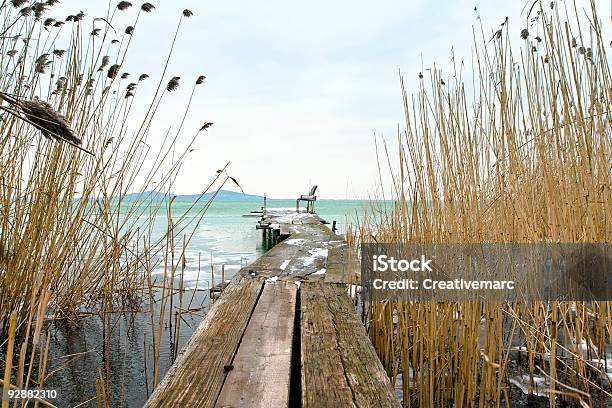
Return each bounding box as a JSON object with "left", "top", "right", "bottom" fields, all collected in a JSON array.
[{"left": 144, "top": 209, "right": 398, "bottom": 408}]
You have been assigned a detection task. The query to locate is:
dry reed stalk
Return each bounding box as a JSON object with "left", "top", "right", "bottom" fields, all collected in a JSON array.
[
  {"left": 359, "top": 1, "right": 611, "bottom": 406},
  {"left": 0, "top": 2, "right": 222, "bottom": 405},
  {"left": 1, "top": 313, "right": 16, "bottom": 408}
]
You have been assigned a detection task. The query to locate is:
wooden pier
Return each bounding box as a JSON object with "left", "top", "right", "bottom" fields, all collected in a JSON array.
[{"left": 144, "top": 208, "right": 398, "bottom": 407}]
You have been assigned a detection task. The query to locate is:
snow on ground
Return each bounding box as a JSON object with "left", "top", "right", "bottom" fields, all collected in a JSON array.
[
  {"left": 574, "top": 338, "right": 598, "bottom": 358},
  {"left": 509, "top": 375, "right": 549, "bottom": 397},
  {"left": 312, "top": 268, "right": 326, "bottom": 275},
  {"left": 511, "top": 345, "right": 612, "bottom": 382},
  {"left": 300, "top": 247, "right": 328, "bottom": 267},
  {"left": 510, "top": 346, "right": 551, "bottom": 361},
  {"left": 263, "top": 207, "right": 297, "bottom": 213},
  {"left": 265, "top": 209, "right": 318, "bottom": 224},
  {"left": 590, "top": 356, "right": 612, "bottom": 381},
  {"left": 280, "top": 259, "right": 291, "bottom": 270},
  {"left": 284, "top": 238, "right": 306, "bottom": 246}
]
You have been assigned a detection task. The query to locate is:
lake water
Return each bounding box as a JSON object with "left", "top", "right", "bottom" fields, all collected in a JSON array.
[
  {"left": 38, "top": 198, "right": 370, "bottom": 407},
  {"left": 138, "top": 198, "right": 369, "bottom": 288}
]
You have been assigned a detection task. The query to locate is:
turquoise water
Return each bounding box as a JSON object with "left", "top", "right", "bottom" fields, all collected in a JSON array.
[
  {"left": 131, "top": 198, "right": 369, "bottom": 288},
  {"left": 30, "top": 198, "right": 371, "bottom": 407}
]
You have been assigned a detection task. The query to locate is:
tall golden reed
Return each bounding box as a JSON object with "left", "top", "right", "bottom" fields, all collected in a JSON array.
[
  {"left": 362, "top": 1, "right": 611, "bottom": 406},
  {"left": 0, "top": 1, "right": 223, "bottom": 404}
]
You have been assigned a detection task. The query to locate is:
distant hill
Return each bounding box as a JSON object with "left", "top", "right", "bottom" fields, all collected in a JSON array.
[{"left": 122, "top": 190, "right": 263, "bottom": 202}]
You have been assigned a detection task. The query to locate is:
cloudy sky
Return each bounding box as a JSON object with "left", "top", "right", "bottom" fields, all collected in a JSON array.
[{"left": 51, "top": 0, "right": 605, "bottom": 199}]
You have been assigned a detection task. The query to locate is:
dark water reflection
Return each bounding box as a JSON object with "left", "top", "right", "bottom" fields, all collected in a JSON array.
[{"left": 42, "top": 290, "right": 208, "bottom": 407}]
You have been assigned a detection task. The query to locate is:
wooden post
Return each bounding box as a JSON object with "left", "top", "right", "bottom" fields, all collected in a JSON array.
[
  {"left": 211, "top": 262, "right": 215, "bottom": 302},
  {"left": 221, "top": 264, "right": 225, "bottom": 291}
]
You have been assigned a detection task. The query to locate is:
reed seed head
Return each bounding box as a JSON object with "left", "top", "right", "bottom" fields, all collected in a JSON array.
[
  {"left": 520, "top": 29, "right": 528, "bottom": 39},
  {"left": 7, "top": 50, "right": 17, "bottom": 57},
  {"left": 54, "top": 77, "right": 66, "bottom": 93},
  {"left": 33, "top": 3, "right": 47, "bottom": 18},
  {"left": 117, "top": 1, "right": 132, "bottom": 11},
  {"left": 35, "top": 54, "right": 51, "bottom": 73},
  {"left": 121, "top": 72, "right": 130, "bottom": 79},
  {"left": 53, "top": 21, "right": 64, "bottom": 27},
  {"left": 182, "top": 9, "right": 193, "bottom": 17},
  {"left": 44, "top": 18, "right": 55, "bottom": 27},
  {"left": 20, "top": 7, "right": 31, "bottom": 16},
  {"left": 196, "top": 75, "right": 206, "bottom": 85},
  {"left": 91, "top": 28, "right": 101, "bottom": 36},
  {"left": 22, "top": 100, "right": 82, "bottom": 145},
  {"left": 200, "top": 122, "right": 213, "bottom": 131},
  {"left": 11, "top": 0, "right": 27, "bottom": 7},
  {"left": 166, "top": 76, "right": 180, "bottom": 91},
  {"left": 141, "top": 3, "right": 155, "bottom": 12},
  {"left": 52, "top": 49, "right": 65, "bottom": 57},
  {"left": 74, "top": 11, "right": 85, "bottom": 21},
  {"left": 46, "top": 0, "right": 60, "bottom": 5},
  {"left": 138, "top": 74, "right": 149, "bottom": 81},
  {"left": 125, "top": 26, "right": 134, "bottom": 35},
  {"left": 127, "top": 83, "right": 137, "bottom": 91},
  {"left": 108, "top": 64, "right": 120, "bottom": 79},
  {"left": 0, "top": 93, "right": 81, "bottom": 145}
]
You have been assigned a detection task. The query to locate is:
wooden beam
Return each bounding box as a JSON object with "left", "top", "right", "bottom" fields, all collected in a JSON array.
[
  {"left": 325, "top": 246, "right": 360, "bottom": 284},
  {"left": 144, "top": 275, "right": 265, "bottom": 408},
  {"left": 301, "top": 282, "right": 399, "bottom": 408},
  {"left": 215, "top": 281, "right": 297, "bottom": 407}
]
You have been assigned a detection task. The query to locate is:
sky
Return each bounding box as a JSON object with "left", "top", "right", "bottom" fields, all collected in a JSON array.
[{"left": 49, "top": 0, "right": 607, "bottom": 199}]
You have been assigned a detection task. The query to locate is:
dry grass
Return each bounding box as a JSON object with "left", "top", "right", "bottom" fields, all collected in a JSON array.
[
  {"left": 0, "top": 1, "right": 228, "bottom": 405},
  {"left": 360, "top": 1, "right": 611, "bottom": 406}
]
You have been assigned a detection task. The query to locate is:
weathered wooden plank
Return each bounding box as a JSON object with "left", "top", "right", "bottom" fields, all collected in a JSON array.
[
  {"left": 144, "top": 275, "right": 265, "bottom": 408},
  {"left": 216, "top": 280, "right": 297, "bottom": 407},
  {"left": 325, "top": 246, "right": 361, "bottom": 284},
  {"left": 301, "top": 283, "right": 355, "bottom": 406},
  {"left": 301, "top": 282, "right": 399, "bottom": 408},
  {"left": 149, "top": 210, "right": 395, "bottom": 408},
  {"left": 324, "top": 245, "right": 346, "bottom": 283}
]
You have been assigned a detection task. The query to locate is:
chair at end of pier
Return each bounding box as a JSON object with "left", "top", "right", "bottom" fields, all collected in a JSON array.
[{"left": 296, "top": 185, "right": 317, "bottom": 213}]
